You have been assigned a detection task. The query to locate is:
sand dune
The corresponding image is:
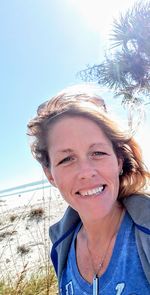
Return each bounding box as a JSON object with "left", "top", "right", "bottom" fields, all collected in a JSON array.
[{"left": 0, "top": 186, "right": 67, "bottom": 282}]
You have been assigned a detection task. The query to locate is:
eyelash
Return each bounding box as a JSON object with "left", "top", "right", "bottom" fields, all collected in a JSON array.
[{"left": 58, "top": 156, "right": 74, "bottom": 165}]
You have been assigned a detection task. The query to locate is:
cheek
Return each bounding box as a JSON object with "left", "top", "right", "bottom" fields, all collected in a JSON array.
[
  {"left": 113, "top": 169, "right": 120, "bottom": 183},
  {"left": 111, "top": 157, "right": 121, "bottom": 175},
  {"left": 107, "top": 162, "right": 120, "bottom": 187},
  {"left": 51, "top": 169, "right": 67, "bottom": 192}
]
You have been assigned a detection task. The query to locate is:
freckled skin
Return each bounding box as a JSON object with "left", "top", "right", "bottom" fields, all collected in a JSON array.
[{"left": 45, "top": 116, "right": 122, "bottom": 222}]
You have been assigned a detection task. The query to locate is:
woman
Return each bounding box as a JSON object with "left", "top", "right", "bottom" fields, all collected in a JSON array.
[{"left": 27, "top": 85, "right": 150, "bottom": 294}]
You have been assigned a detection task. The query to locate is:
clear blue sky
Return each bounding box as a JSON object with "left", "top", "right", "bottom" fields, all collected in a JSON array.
[{"left": 0, "top": 0, "right": 149, "bottom": 189}]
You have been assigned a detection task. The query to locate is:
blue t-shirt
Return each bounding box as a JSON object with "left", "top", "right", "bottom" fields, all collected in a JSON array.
[{"left": 60, "top": 212, "right": 150, "bottom": 294}]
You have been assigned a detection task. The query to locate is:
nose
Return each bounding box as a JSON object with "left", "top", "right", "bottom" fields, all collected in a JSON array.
[{"left": 77, "top": 159, "right": 97, "bottom": 180}]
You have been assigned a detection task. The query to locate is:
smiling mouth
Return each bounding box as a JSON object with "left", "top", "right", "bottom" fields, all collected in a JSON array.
[{"left": 75, "top": 185, "right": 106, "bottom": 197}]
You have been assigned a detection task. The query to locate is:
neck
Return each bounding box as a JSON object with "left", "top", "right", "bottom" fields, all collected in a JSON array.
[{"left": 80, "top": 202, "right": 124, "bottom": 246}]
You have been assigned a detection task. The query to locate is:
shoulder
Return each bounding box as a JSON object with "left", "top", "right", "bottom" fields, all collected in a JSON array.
[
  {"left": 123, "top": 194, "right": 150, "bottom": 284},
  {"left": 122, "top": 194, "right": 150, "bottom": 229},
  {"left": 49, "top": 206, "right": 80, "bottom": 244},
  {"left": 50, "top": 206, "right": 80, "bottom": 281}
]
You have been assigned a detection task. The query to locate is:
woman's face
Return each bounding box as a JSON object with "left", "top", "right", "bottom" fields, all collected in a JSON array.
[{"left": 45, "top": 116, "right": 122, "bottom": 221}]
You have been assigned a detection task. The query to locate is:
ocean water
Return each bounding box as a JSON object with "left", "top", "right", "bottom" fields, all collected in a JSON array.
[{"left": 0, "top": 180, "right": 50, "bottom": 198}]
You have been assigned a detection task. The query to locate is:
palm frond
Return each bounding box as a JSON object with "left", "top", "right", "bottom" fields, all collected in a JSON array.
[
  {"left": 110, "top": 0, "right": 150, "bottom": 55},
  {"left": 80, "top": 1, "right": 150, "bottom": 107}
]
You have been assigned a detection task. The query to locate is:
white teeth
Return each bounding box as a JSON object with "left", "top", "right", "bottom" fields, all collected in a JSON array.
[{"left": 79, "top": 186, "right": 104, "bottom": 197}]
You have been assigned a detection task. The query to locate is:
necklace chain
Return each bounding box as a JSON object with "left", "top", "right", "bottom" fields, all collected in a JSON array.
[
  {"left": 86, "top": 208, "right": 123, "bottom": 277},
  {"left": 87, "top": 228, "right": 116, "bottom": 276}
]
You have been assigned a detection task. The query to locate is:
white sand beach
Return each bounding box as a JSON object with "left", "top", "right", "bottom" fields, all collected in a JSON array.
[{"left": 0, "top": 186, "right": 67, "bottom": 283}]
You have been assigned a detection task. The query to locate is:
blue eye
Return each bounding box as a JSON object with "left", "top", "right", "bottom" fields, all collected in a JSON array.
[
  {"left": 93, "top": 151, "right": 106, "bottom": 156},
  {"left": 94, "top": 151, "right": 106, "bottom": 156}
]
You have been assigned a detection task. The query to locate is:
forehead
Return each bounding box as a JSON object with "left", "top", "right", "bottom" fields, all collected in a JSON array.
[
  {"left": 49, "top": 113, "right": 105, "bottom": 132},
  {"left": 49, "top": 114, "right": 106, "bottom": 134},
  {"left": 47, "top": 115, "right": 112, "bottom": 150}
]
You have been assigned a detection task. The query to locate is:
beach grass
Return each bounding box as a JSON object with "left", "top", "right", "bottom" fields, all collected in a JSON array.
[
  {"left": 0, "top": 266, "right": 58, "bottom": 295},
  {"left": 0, "top": 186, "right": 66, "bottom": 295}
]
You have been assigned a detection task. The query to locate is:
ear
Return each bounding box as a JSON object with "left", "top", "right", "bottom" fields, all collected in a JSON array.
[{"left": 43, "top": 166, "right": 57, "bottom": 187}]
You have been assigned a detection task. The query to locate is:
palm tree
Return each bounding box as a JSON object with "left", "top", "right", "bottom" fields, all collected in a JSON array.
[{"left": 80, "top": 1, "right": 150, "bottom": 126}]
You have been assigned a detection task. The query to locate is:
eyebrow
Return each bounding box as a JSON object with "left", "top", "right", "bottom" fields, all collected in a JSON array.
[
  {"left": 56, "top": 149, "right": 73, "bottom": 154},
  {"left": 90, "top": 143, "right": 108, "bottom": 148}
]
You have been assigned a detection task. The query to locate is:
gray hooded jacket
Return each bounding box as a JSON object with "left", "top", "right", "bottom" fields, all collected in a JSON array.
[{"left": 50, "top": 194, "right": 150, "bottom": 287}]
